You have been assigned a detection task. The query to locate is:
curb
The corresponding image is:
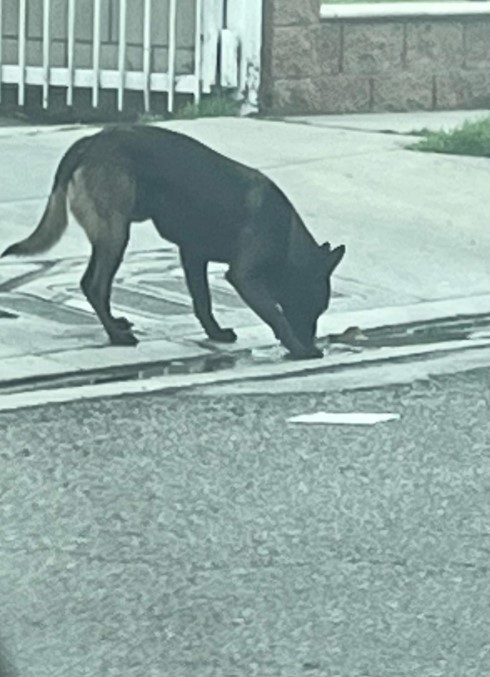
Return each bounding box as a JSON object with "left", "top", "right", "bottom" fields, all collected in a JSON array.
[
  {"left": 1, "top": 319, "right": 490, "bottom": 411},
  {"left": 2, "top": 294, "right": 490, "bottom": 397}
]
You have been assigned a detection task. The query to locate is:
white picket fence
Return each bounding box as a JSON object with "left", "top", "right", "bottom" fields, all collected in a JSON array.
[{"left": 0, "top": 0, "right": 262, "bottom": 113}]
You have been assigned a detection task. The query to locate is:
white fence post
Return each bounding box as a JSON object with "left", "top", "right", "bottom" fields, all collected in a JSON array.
[
  {"left": 42, "top": 0, "right": 51, "bottom": 109},
  {"left": 117, "top": 0, "right": 127, "bottom": 111},
  {"left": 0, "top": 0, "right": 3, "bottom": 102},
  {"left": 92, "top": 0, "right": 101, "bottom": 107},
  {"left": 143, "top": 0, "right": 152, "bottom": 112},
  {"left": 223, "top": 0, "right": 263, "bottom": 114},
  {"left": 201, "top": 0, "right": 223, "bottom": 94},
  {"left": 66, "top": 0, "right": 76, "bottom": 106},
  {"left": 167, "top": 0, "right": 177, "bottom": 112},
  {"left": 194, "top": 0, "right": 203, "bottom": 105},
  {"left": 18, "top": 0, "right": 27, "bottom": 106}
]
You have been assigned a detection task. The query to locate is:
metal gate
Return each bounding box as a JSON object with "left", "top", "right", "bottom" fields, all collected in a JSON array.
[{"left": 0, "top": 0, "right": 262, "bottom": 114}]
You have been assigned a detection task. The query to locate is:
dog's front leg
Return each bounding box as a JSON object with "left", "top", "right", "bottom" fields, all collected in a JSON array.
[
  {"left": 180, "top": 249, "right": 237, "bottom": 343},
  {"left": 226, "top": 268, "right": 322, "bottom": 360}
]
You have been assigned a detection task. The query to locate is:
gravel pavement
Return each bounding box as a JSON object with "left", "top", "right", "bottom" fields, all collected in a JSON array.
[{"left": 1, "top": 368, "right": 490, "bottom": 676}]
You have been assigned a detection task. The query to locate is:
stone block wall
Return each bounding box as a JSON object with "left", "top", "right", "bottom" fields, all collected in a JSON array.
[{"left": 261, "top": 0, "right": 490, "bottom": 114}]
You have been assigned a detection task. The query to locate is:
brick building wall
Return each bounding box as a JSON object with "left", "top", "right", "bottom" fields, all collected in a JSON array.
[{"left": 261, "top": 0, "right": 490, "bottom": 114}]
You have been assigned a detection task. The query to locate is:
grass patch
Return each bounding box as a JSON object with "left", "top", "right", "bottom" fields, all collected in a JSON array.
[
  {"left": 323, "top": 0, "right": 460, "bottom": 4},
  {"left": 138, "top": 90, "right": 239, "bottom": 125},
  {"left": 176, "top": 91, "right": 240, "bottom": 119},
  {"left": 408, "top": 116, "right": 490, "bottom": 157}
]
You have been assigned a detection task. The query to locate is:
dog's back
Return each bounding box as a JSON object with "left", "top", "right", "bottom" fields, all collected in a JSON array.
[{"left": 68, "top": 125, "right": 309, "bottom": 264}]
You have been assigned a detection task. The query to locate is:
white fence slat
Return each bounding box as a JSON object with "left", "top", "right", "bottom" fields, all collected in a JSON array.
[
  {"left": 201, "top": 0, "right": 223, "bottom": 94},
  {"left": 42, "top": 0, "right": 51, "bottom": 108},
  {"left": 221, "top": 0, "right": 263, "bottom": 113},
  {"left": 143, "top": 0, "right": 152, "bottom": 111},
  {"left": 167, "top": 0, "right": 177, "bottom": 112},
  {"left": 0, "top": 0, "right": 3, "bottom": 102},
  {"left": 194, "top": 0, "right": 203, "bottom": 104},
  {"left": 92, "top": 0, "right": 102, "bottom": 107},
  {"left": 220, "top": 28, "right": 239, "bottom": 89},
  {"left": 66, "top": 0, "right": 76, "bottom": 105},
  {"left": 117, "top": 0, "right": 127, "bottom": 111},
  {"left": 240, "top": 0, "right": 263, "bottom": 112},
  {"left": 18, "top": 0, "right": 27, "bottom": 105}
]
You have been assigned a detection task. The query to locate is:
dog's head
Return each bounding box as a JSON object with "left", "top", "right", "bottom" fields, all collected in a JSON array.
[{"left": 277, "top": 241, "right": 345, "bottom": 348}]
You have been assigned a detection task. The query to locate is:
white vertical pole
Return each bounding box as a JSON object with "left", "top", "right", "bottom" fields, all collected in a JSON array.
[
  {"left": 117, "top": 0, "right": 127, "bottom": 111},
  {"left": 66, "top": 0, "right": 76, "bottom": 105},
  {"left": 42, "top": 0, "right": 51, "bottom": 108},
  {"left": 201, "top": 0, "right": 223, "bottom": 94},
  {"left": 0, "top": 0, "right": 3, "bottom": 102},
  {"left": 92, "top": 0, "right": 101, "bottom": 107},
  {"left": 193, "top": 0, "right": 202, "bottom": 106},
  {"left": 167, "top": 0, "right": 177, "bottom": 112},
  {"left": 143, "top": 0, "right": 152, "bottom": 112},
  {"left": 18, "top": 0, "right": 27, "bottom": 106}
]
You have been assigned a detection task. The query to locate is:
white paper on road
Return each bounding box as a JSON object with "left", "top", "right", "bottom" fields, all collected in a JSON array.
[{"left": 288, "top": 412, "right": 400, "bottom": 426}]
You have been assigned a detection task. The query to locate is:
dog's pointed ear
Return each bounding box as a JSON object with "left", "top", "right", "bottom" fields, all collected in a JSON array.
[
  {"left": 325, "top": 244, "right": 345, "bottom": 274},
  {"left": 321, "top": 241, "right": 331, "bottom": 253}
]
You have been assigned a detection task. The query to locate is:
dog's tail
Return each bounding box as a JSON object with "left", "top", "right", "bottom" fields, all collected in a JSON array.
[
  {"left": 2, "top": 187, "right": 69, "bottom": 257},
  {"left": 2, "top": 135, "right": 93, "bottom": 258}
]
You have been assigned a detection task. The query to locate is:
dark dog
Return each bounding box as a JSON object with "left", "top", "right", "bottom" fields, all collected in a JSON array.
[{"left": 2, "top": 125, "right": 345, "bottom": 359}]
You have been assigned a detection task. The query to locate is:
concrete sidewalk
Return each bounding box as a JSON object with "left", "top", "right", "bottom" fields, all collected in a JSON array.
[
  {"left": 286, "top": 109, "right": 490, "bottom": 134},
  {"left": 0, "top": 110, "right": 489, "bottom": 391}
]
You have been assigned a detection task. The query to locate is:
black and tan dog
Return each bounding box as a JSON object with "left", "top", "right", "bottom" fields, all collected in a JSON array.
[{"left": 2, "top": 125, "right": 345, "bottom": 359}]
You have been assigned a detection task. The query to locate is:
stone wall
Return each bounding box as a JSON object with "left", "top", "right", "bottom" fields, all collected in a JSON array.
[{"left": 261, "top": 0, "right": 490, "bottom": 114}]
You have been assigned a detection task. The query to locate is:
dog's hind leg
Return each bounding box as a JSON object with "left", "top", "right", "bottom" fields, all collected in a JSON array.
[
  {"left": 80, "top": 251, "right": 132, "bottom": 332},
  {"left": 81, "top": 222, "right": 136, "bottom": 345},
  {"left": 180, "top": 249, "right": 237, "bottom": 343},
  {"left": 69, "top": 167, "right": 137, "bottom": 345}
]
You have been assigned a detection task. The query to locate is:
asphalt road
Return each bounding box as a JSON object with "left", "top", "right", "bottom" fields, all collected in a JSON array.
[{"left": 1, "top": 368, "right": 490, "bottom": 677}]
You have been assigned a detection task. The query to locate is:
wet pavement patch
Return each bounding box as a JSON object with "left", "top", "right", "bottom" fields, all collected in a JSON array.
[{"left": 325, "top": 314, "right": 490, "bottom": 349}]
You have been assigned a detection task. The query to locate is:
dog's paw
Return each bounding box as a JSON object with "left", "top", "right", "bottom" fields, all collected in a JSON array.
[
  {"left": 285, "top": 346, "right": 323, "bottom": 361},
  {"left": 208, "top": 328, "right": 238, "bottom": 343},
  {"left": 109, "top": 330, "right": 139, "bottom": 347},
  {"left": 113, "top": 316, "right": 134, "bottom": 330}
]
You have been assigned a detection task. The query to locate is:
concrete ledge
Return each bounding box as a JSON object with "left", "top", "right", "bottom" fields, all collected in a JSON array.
[
  {"left": 321, "top": 2, "right": 490, "bottom": 20},
  {"left": 2, "top": 294, "right": 490, "bottom": 409},
  {"left": 1, "top": 335, "right": 489, "bottom": 412}
]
